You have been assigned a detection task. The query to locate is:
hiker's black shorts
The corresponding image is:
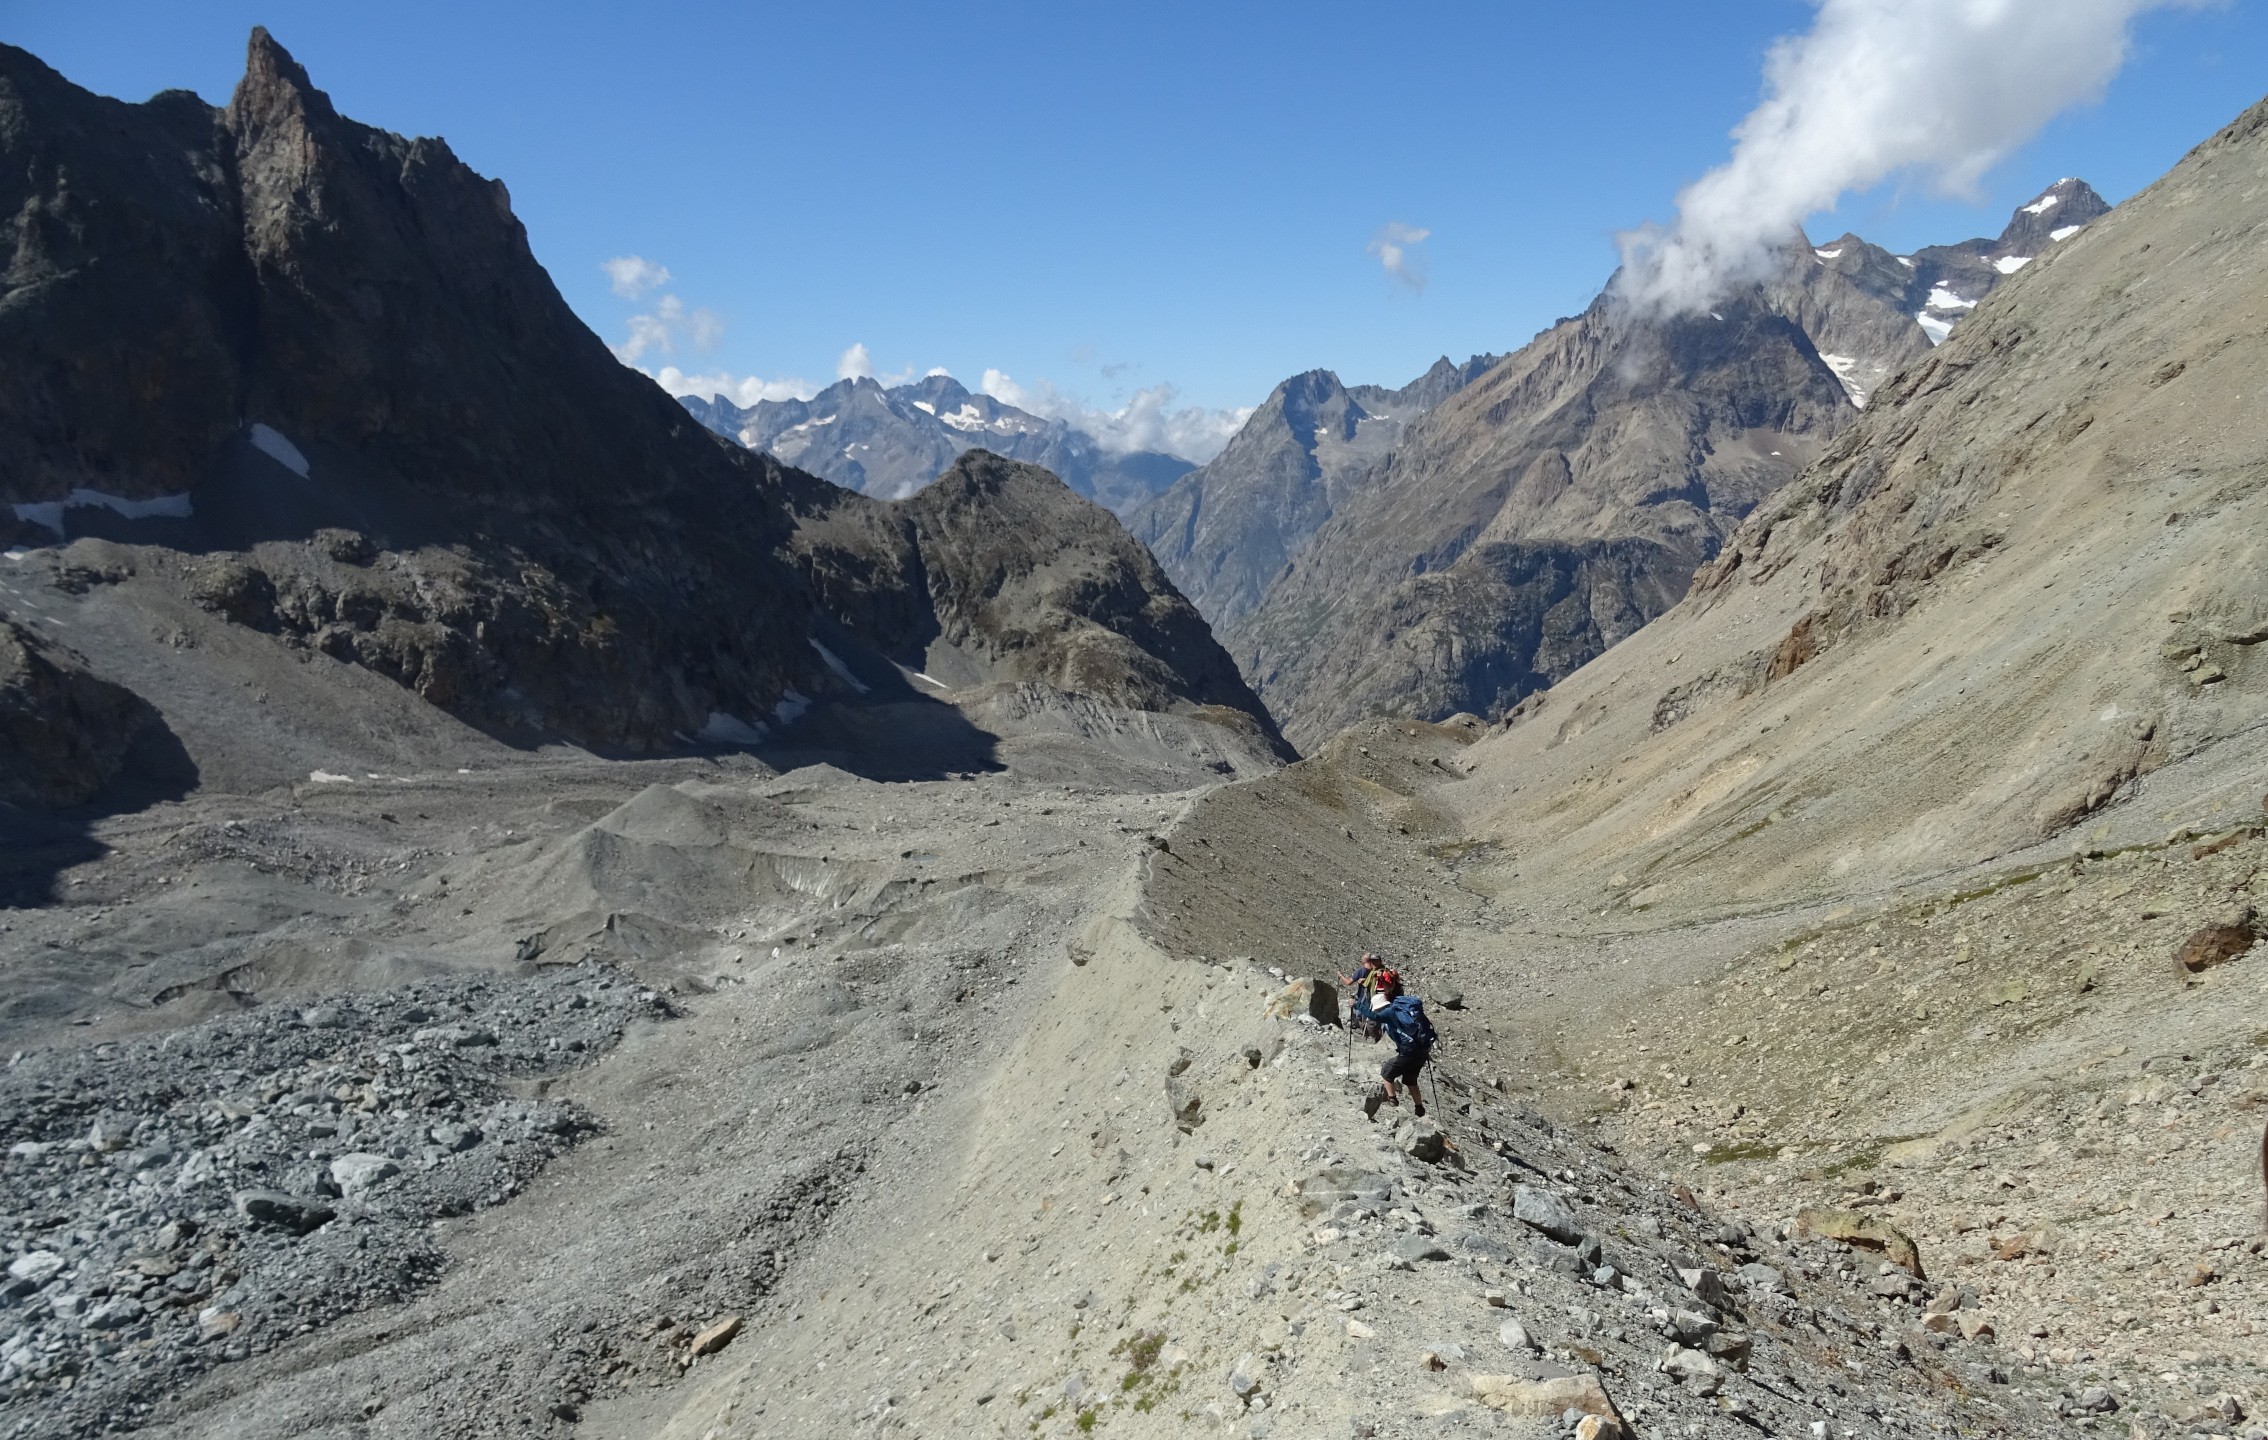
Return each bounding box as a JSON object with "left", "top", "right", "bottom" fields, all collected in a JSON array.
[{"left": 1381, "top": 1045, "right": 1431, "bottom": 1082}]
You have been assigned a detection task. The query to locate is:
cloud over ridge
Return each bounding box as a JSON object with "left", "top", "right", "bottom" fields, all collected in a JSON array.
[
  {"left": 1616, "top": 0, "right": 2191, "bottom": 313},
  {"left": 981, "top": 370, "right": 1252, "bottom": 464}
]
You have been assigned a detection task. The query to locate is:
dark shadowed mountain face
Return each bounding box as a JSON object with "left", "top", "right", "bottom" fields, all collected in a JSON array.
[
  {"left": 0, "top": 31, "right": 1276, "bottom": 767},
  {"left": 1127, "top": 354, "right": 1499, "bottom": 630},
  {"left": 683, "top": 373, "right": 1193, "bottom": 515},
  {"left": 0, "top": 30, "right": 829, "bottom": 750}
]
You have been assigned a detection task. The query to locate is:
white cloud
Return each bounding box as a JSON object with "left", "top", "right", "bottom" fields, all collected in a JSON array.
[
  {"left": 649, "top": 367, "right": 819, "bottom": 407},
  {"left": 1367, "top": 222, "right": 1432, "bottom": 292},
  {"left": 611, "top": 290, "right": 725, "bottom": 365},
  {"left": 1616, "top": 0, "right": 2193, "bottom": 314},
  {"left": 837, "top": 343, "right": 874, "bottom": 381},
  {"left": 981, "top": 370, "right": 1252, "bottom": 464},
  {"left": 602, "top": 255, "right": 672, "bottom": 299}
]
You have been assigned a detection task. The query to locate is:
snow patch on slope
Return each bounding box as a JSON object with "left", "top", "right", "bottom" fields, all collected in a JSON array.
[
  {"left": 249, "top": 423, "right": 311, "bottom": 477},
  {"left": 12, "top": 489, "right": 195, "bottom": 538}
]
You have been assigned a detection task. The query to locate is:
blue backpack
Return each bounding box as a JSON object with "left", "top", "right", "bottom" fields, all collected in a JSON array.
[{"left": 1378, "top": 995, "right": 1436, "bottom": 1048}]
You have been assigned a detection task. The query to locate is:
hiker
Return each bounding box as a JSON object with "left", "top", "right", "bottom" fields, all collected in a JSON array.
[
  {"left": 1340, "top": 952, "right": 1386, "bottom": 1039},
  {"left": 1363, "top": 972, "right": 1436, "bottom": 1119}
]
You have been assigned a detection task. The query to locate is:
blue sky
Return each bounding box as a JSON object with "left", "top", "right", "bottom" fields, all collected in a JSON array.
[{"left": 10, "top": 2, "right": 2264, "bottom": 455}]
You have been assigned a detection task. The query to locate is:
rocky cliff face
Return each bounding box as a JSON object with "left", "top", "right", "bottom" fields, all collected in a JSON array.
[
  {"left": 686, "top": 372, "right": 1193, "bottom": 515},
  {"left": 1128, "top": 355, "right": 1498, "bottom": 629},
  {"left": 0, "top": 32, "right": 1270, "bottom": 767},
  {"left": 0, "top": 30, "right": 829, "bottom": 750}
]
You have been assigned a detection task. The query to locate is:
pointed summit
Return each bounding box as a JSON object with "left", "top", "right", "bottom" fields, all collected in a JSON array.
[
  {"left": 1995, "top": 177, "right": 2111, "bottom": 256},
  {"left": 228, "top": 26, "right": 339, "bottom": 133}
]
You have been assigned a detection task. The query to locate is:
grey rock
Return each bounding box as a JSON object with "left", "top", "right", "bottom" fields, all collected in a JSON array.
[
  {"left": 1392, "top": 1236, "right": 1451, "bottom": 1264},
  {"left": 429, "top": 1123, "right": 482, "bottom": 1153},
  {"left": 1510, "top": 1185, "right": 1581, "bottom": 1244},
  {"left": 1453, "top": 1230, "right": 1514, "bottom": 1262},
  {"left": 233, "top": 1189, "right": 334, "bottom": 1235},
  {"left": 1229, "top": 1350, "right": 1264, "bottom": 1397},
  {"left": 1738, "top": 1261, "right": 1790, "bottom": 1296},
  {"left": 7, "top": 1251, "right": 64, "bottom": 1285},
  {"left": 1398, "top": 1121, "right": 1448, "bottom": 1163},
  {"left": 1497, "top": 1317, "right": 1538, "bottom": 1354},
  {"left": 330, "top": 1153, "right": 400, "bottom": 1194}
]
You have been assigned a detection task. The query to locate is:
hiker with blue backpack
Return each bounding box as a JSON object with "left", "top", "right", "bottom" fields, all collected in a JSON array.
[{"left": 1360, "top": 969, "right": 1437, "bottom": 1119}]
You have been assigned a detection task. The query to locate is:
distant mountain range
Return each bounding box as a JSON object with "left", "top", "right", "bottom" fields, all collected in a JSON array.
[
  {"left": 1143, "top": 180, "right": 2110, "bottom": 746},
  {"left": 681, "top": 373, "right": 1194, "bottom": 516}
]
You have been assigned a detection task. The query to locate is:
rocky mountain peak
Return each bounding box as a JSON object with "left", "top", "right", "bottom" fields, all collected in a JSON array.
[
  {"left": 229, "top": 25, "right": 338, "bottom": 135},
  {"left": 1995, "top": 177, "right": 2110, "bottom": 255}
]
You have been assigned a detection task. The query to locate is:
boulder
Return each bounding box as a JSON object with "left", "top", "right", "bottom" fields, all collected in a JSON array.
[
  {"left": 2176, "top": 916, "right": 2256, "bottom": 973},
  {"left": 689, "top": 1316, "right": 741, "bottom": 1356},
  {"left": 1469, "top": 1373, "right": 1628, "bottom": 1439},
  {"left": 1261, "top": 977, "right": 1341, "bottom": 1026},
  {"left": 234, "top": 1189, "right": 335, "bottom": 1235},
  {"left": 330, "top": 1153, "right": 400, "bottom": 1194},
  {"left": 1391, "top": 1235, "right": 1451, "bottom": 1264},
  {"left": 1455, "top": 1230, "right": 1515, "bottom": 1262},
  {"left": 1704, "top": 1331, "right": 1753, "bottom": 1371},
  {"left": 1397, "top": 1121, "right": 1448, "bottom": 1163},
  {"left": 1511, "top": 1185, "right": 1582, "bottom": 1243},
  {"left": 1660, "top": 1345, "right": 1722, "bottom": 1391},
  {"left": 1498, "top": 1317, "right": 1538, "bottom": 1354},
  {"left": 1675, "top": 1264, "right": 1733, "bottom": 1309},
  {"left": 1795, "top": 1206, "right": 1925, "bottom": 1278},
  {"left": 1738, "top": 1262, "right": 1790, "bottom": 1296}
]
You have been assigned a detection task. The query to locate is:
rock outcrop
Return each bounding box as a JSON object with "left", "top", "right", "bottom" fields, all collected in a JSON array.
[
  {"left": 786, "top": 451, "right": 1293, "bottom": 755},
  {"left": 0, "top": 620, "right": 153, "bottom": 807}
]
